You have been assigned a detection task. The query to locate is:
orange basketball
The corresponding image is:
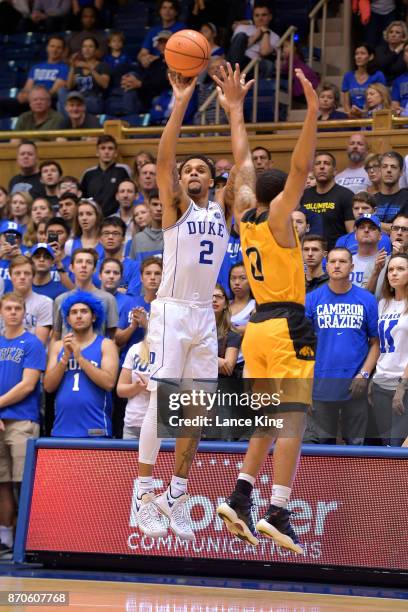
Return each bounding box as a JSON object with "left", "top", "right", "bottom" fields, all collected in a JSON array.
[{"left": 164, "top": 29, "right": 210, "bottom": 77}]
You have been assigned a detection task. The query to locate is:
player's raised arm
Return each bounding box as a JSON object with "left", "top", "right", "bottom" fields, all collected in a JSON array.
[
  {"left": 214, "top": 64, "right": 257, "bottom": 219},
  {"left": 269, "top": 69, "right": 318, "bottom": 229},
  {"left": 157, "top": 72, "right": 197, "bottom": 226}
]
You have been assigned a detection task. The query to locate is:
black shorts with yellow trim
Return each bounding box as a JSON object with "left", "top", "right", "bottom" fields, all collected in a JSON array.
[{"left": 242, "top": 301, "right": 316, "bottom": 409}]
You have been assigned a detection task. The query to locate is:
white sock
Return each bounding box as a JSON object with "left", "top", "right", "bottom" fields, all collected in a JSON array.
[
  {"left": 137, "top": 476, "right": 154, "bottom": 498},
  {"left": 271, "top": 485, "right": 291, "bottom": 509},
  {"left": 169, "top": 475, "right": 187, "bottom": 498},
  {"left": 0, "top": 525, "right": 13, "bottom": 547},
  {"left": 238, "top": 472, "right": 256, "bottom": 486}
]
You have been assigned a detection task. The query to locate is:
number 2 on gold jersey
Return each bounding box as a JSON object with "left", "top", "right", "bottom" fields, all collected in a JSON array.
[{"left": 246, "top": 246, "right": 264, "bottom": 281}]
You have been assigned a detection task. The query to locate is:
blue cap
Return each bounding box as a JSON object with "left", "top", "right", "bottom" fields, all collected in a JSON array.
[
  {"left": 355, "top": 213, "right": 381, "bottom": 230},
  {"left": 0, "top": 220, "right": 23, "bottom": 236},
  {"left": 30, "top": 243, "right": 55, "bottom": 257}
]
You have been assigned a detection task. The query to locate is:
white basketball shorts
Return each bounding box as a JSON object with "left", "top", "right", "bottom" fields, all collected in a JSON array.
[{"left": 147, "top": 297, "right": 218, "bottom": 389}]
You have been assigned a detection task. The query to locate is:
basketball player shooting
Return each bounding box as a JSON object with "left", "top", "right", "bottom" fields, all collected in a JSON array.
[
  {"left": 214, "top": 64, "right": 318, "bottom": 553},
  {"left": 134, "top": 72, "right": 232, "bottom": 541}
]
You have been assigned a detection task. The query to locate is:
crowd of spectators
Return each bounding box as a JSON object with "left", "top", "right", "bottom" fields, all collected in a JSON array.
[
  {"left": 0, "top": 134, "right": 407, "bottom": 556},
  {"left": 2, "top": 3, "right": 408, "bottom": 130},
  {"left": 3, "top": 2, "right": 408, "bottom": 132}
]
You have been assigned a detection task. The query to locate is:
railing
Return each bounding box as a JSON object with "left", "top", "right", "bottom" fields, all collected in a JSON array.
[
  {"left": 198, "top": 26, "right": 297, "bottom": 126},
  {"left": 0, "top": 110, "right": 405, "bottom": 143},
  {"left": 308, "top": 0, "right": 329, "bottom": 80},
  {"left": 198, "top": 57, "right": 260, "bottom": 126},
  {"left": 274, "top": 25, "right": 297, "bottom": 122}
]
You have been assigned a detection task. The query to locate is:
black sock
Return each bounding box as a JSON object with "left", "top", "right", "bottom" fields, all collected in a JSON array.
[{"left": 234, "top": 478, "right": 253, "bottom": 498}]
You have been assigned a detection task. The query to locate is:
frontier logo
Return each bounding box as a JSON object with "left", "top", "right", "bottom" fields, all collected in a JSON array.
[{"left": 127, "top": 478, "right": 340, "bottom": 560}]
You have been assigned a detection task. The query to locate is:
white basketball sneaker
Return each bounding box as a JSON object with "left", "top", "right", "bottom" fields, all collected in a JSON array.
[
  {"left": 155, "top": 490, "right": 195, "bottom": 541},
  {"left": 135, "top": 492, "right": 168, "bottom": 538}
]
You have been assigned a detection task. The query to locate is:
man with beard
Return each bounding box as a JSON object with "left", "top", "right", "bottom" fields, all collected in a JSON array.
[
  {"left": 300, "top": 151, "right": 355, "bottom": 249},
  {"left": 335, "top": 133, "right": 370, "bottom": 194}
]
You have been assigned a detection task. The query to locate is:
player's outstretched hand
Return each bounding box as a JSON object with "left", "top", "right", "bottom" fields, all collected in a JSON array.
[
  {"left": 295, "top": 68, "right": 318, "bottom": 113},
  {"left": 213, "top": 62, "right": 254, "bottom": 112},
  {"left": 168, "top": 71, "right": 198, "bottom": 105}
]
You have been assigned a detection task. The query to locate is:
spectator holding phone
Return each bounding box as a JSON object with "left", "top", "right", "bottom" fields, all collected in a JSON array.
[{"left": 0, "top": 222, "right": 25, "bottom": 293}]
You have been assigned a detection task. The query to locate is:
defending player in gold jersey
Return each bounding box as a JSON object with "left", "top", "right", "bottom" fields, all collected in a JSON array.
[{"left": 213, "top": 64, "right": 318, "bottom": 554}]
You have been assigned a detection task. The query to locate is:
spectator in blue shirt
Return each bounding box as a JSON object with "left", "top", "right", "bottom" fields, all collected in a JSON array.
[
  {"left": 44, "top": 291, "right": 119, "bottom": 438},
  {"left": 342, "top": 44, "right": 386, "bottom": 114},
  {"left": 103, "top": 31, "right": 132, "bottom": 69},
  {"left": 391, "top": 41, "right": 408, "bottom": 115},
  {"left": 137, "top": 0, "right": 185, "bottom": 69},
  {"left": 0, "top": 292, "right": 46, "bottom": 554},
  {"left": 336, "top": 191, "right": 392, "bottom": 255},
  {"left": 115, "top": 256, "right": 162, "bottom": 365},
  {"left": 0, "top": 36, "right": 68, "bottom": 119},
  {"left": 305, "top": 247, "right": 380, "bottom": 444},
  {"left": 217, "top": 217, "right": 243, "bottom": 298},
  {"left": 113, "top": 256, "right": 162, "bottom": 438},
  {"left": 31, "top": 243, "right": 67, "bottom": 300}
]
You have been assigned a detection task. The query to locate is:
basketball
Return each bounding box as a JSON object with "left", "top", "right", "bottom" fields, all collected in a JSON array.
[{"left": 164, "top": 29, "right": 210, "bottom": 77}]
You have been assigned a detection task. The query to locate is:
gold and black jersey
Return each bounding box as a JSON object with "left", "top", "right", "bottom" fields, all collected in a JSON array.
[{"left": 240, "top": 208, "right": 305, "bottom": 306}]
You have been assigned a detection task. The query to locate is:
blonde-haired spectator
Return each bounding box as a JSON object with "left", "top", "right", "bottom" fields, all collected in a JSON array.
[{"left": 375, "top": 20, "right": 408, "bottom": 84}]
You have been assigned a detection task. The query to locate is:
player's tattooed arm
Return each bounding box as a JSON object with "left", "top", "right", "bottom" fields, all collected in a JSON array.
[
  {"left": 235, "top": 163, "right": 257, "bottom": 217},
  {"left": 220, "top": 164, "right": 236, "bottom": 222}
]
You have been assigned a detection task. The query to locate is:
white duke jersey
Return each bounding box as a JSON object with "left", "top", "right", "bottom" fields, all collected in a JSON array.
[{"left": 157, "top": 200, "right": 229, "bottom": 302}]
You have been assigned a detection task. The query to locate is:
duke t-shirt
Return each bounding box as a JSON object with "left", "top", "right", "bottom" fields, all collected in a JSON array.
[{"left": 0, "top": 331, "right": 46, "bottom": 422}]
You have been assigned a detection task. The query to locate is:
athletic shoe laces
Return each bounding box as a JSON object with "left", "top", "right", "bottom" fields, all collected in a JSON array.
[
  {"left": 172, "top": 496, "right": 192, "bottom": 530},
  {"left": 139, "top": 498, "right": 164, "bottom": 530}
]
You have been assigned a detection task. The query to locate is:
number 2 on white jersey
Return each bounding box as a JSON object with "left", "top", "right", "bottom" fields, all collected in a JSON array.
[{"left": 199, "top": 240, "right": 214, "bottom": 264}]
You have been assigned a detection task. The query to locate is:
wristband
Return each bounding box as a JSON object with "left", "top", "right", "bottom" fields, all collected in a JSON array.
[{"left": 360, "top": 371, "right": 370, "bottom": 379}]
